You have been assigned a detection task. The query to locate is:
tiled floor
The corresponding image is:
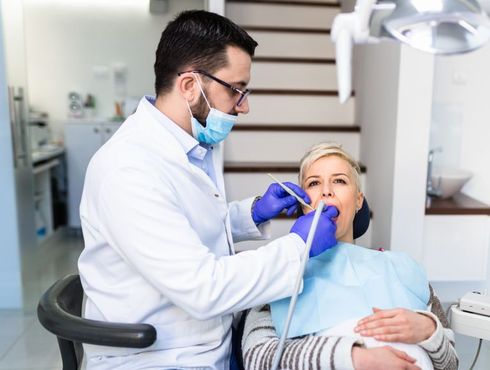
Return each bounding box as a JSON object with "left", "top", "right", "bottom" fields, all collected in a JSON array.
[
  {"left": 0, "top": 228, "right": 489, "bottom": 370},
  {"left": 0, "top": 311, "right": 60, "bottom": 369},
  {"left": 0, "top": 228, "right": 83, "bottom": 370}
]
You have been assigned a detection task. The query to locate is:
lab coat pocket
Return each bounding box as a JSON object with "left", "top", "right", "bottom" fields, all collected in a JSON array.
[
  {"left": 152, "top": 316, "right": 224, "bottom": 350},
  {"left": 158, "top": 366, "right": 212, "bottom": 370}
]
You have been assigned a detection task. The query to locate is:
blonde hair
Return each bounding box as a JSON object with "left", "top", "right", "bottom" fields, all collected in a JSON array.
[{"left": 299, "top": 143, "right": 361, "bottom": 191}]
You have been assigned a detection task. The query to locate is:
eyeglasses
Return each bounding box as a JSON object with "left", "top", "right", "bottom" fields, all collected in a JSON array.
[{"left": 177, "top": 69, "right": 251, "bottom": 107}]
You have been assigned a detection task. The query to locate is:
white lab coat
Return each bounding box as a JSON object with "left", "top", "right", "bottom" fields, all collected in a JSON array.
[{"left": 78, "top": 98, "right": 305, "bottom": 370}]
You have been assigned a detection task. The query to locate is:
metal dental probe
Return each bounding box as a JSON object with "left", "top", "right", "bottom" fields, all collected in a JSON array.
[{"left": 267, "top": 173, "right": 314, "bottom": 211}]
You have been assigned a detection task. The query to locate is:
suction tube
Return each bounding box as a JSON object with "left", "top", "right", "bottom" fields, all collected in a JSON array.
[{"left": 271, "top": 200, "right": 326, "bottom": 370}]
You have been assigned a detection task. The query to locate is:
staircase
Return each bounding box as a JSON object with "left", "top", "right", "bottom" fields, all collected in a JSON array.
[{"left": 223, "top": 0, "right": 371, "bottom": 250}]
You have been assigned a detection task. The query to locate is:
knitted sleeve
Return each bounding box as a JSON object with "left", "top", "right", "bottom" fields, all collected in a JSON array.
[
  {"left": 417, "top": 285, "right": 459, "bottom": 370},
  {"left": 242, "top": 305, "right": 361, "bottom": 370}
]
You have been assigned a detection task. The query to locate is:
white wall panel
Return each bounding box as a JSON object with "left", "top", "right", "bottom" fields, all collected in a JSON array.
[
  {"left": 226, "top": 3, "right": 339, "bottom": 29},
  {"left": 251, "top": 62, "right": 337, "bottom": 90},
  {"left": 240, "top": 95, "right": 354, "bottom": 125},
  {"left": 251, "top": 32, "right": 335, "bottom": 59},
  {"left": 355, "top": 42, "right": 400, "bottom": 251},
  {"left": 224, "top": 131, "right": 360, "bottom": 162}
]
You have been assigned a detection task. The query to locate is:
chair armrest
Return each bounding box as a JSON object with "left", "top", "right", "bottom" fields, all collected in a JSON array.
[{"left": 37, "top": 274, "right": 156, "bottom": 348}]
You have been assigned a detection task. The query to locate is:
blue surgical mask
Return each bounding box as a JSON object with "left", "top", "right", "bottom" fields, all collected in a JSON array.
[{"left": 186, "top": 74, "right": 238, "bottom": 144}]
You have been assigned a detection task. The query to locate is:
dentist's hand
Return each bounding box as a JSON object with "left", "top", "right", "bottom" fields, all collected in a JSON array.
[
  {"left": 290, "top": 205, "right": 338, "bottom": 258},
  {"left": 252, "top": 182, "right": 311, "bottom": 224}
]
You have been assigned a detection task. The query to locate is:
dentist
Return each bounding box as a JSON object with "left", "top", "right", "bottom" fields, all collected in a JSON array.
[{"left": 78, "top": 10, "right": 341, "bottom": 370}]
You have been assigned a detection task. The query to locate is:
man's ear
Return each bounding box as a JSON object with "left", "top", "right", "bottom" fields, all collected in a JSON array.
[{"left": 177, "top": 74, "right": 199, "bottom": 104}]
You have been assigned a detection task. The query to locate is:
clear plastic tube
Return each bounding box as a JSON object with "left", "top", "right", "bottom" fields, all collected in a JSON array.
[{"left": 271, "top": 200, "right": 325, "bottom": 370}]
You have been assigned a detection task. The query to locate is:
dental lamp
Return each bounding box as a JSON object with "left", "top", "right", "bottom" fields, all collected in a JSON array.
[{"left": 331, "top": 0, "right": 490, "bottom": 103}]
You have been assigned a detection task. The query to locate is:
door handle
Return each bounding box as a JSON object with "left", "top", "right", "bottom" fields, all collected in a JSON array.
[
  {"left": 8, "top": 87, "right": 19, "bottom": 168},
  {"left": 8, "top": 87, "right": 30, "bottom": 168}
]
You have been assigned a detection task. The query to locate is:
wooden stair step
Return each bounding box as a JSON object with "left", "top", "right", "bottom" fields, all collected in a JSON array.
[
  {"left": 254, "top": 56, "right": 336, "bottom": 64},
  {"left": 252, "top": 89, "right": 352, "bottom": 97},
  {"left": 224, "top": 161, "right": 367, "bottom": 173},
  {"left": 227, "top": 0, "right": 340, "bottom": 8},
  {"left": 233, "top": 124, "right": 360, "bottom": 132},
  {"left": 243, "top": 26, "right": 331, "bottom": 34}
]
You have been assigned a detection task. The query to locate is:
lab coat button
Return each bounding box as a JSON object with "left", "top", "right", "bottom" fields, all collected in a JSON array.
[{"left": 214, "top": 193, "right": 219, "bottom": 198}]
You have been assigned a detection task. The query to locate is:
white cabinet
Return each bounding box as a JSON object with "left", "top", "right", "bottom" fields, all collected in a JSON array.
[
  {"left": 422, "top": 215, "right": 490, "bottom": 281},
  {"left": 65, "top": 120, "right": 121, "bottom": 228}
]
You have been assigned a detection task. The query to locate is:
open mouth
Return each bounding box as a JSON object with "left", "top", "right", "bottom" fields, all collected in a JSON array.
[{"left": 329, "top": 207, "right": 340, "bottom": 223}]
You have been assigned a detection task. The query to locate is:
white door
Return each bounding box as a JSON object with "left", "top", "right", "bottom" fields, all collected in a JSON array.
[{"left": 0, "top": 1, "right": 37, "bottom": 308}]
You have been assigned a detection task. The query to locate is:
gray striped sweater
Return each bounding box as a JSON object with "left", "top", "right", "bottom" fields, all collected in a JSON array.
[{"left": 241, "top": 286, "right": 458, "bottom": 370}]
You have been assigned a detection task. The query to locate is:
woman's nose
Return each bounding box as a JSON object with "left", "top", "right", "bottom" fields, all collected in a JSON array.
[{"left": 322, "top": 185, "right": 334, "bottom": 198}]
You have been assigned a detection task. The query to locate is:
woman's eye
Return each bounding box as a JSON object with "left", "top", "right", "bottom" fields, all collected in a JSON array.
[
  {"left": 307, "top": 180, "right": 320, "bottom": 188},
  {"left": 333, "top": 178, "right": 347, "bottom": 184}
]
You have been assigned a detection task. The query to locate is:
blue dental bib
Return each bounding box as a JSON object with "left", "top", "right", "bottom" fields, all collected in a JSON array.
[{"left": 270, "top": 242, "right": 430, "bottom": 338}]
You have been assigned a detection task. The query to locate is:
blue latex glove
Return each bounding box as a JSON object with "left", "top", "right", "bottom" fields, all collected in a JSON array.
[
  {"left": 290, "top": 205, "right": 339, "bottom": 258},
  {"left": 252, "top": 182, "right": 311, "bottom": 225}
]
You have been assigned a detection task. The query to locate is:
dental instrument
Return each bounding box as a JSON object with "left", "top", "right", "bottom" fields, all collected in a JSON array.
[
  {"left": 270, "top": 200, "right": 325, "bottom": 370},
  {"left": 267, "top": 173, "right": 314, "bottom": 211}
]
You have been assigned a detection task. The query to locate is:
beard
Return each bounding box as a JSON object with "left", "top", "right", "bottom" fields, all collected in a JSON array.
[{"left": 191, "top": 94, "right": 209, "bottom": 127}]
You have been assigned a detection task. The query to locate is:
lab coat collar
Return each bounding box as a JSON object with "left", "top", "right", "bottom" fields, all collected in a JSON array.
[
  {"left": 142, "top": 96, "right": 209, "bottom": 161},
  {"left": 137, "top": 96, "right": 224, "bottom": 199}
]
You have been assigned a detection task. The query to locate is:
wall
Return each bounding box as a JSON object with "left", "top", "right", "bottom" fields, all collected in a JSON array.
[
  {"left": 354, "top": 41, "right": 400, "bottom": 249},
  {"left": 23, "top": 0, "right": 204, "bottom": 140},
  {"left": 355, "top": 42, "right": 434, "bottom": 261},
  {"left": 431, "top": 45, "right": 490, "bottom": 206},
  {"left": 390, "top": 46, "right": 434, "bottom": 262},
  {"left": 429, "top": 41, "right": 490, "bottom": 300}
]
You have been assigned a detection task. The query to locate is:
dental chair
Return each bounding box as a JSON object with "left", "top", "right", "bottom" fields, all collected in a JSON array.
[
  {"left": 232, "top": 198, "right": 372, "bottom": 369},
  {"left": 37, "top": 274, "right": 156, "bottom": 370}
]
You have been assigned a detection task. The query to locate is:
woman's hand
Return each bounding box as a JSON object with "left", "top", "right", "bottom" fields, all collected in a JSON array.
[
  {"left": 354, "top": 307, "right": 436, "bottom": 344},
  {"left": 352, "top": 346, "right": 421, "bottom": 370}
]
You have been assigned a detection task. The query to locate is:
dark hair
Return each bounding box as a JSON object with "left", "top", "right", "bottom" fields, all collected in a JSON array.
[{"left": 154, "top": 10, "right": 258, "bottom": 96}]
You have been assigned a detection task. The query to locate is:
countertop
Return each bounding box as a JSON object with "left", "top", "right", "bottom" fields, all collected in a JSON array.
[
  {"left": 426, "top": 192, "right": 490, "bottom": 215},
  {"left": 32, "top": 145, "right": 64, "bottom": 165}
]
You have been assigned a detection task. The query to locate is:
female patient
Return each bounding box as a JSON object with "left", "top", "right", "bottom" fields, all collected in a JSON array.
[{"left": 241, "top": 143, "right": 458, "bottom": 370}]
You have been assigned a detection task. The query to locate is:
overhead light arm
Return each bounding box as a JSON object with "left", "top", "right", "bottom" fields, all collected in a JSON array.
[
  {"left": 331, "top": 0, "right": 490, "bottom": 103},
  {"left": 331, "top": 0, "right": 396, "bottom": 103}
]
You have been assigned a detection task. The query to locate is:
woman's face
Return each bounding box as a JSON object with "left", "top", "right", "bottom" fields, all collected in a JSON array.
[{"left": 302, "top": 155, "right": 364, "bottom": 243}]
